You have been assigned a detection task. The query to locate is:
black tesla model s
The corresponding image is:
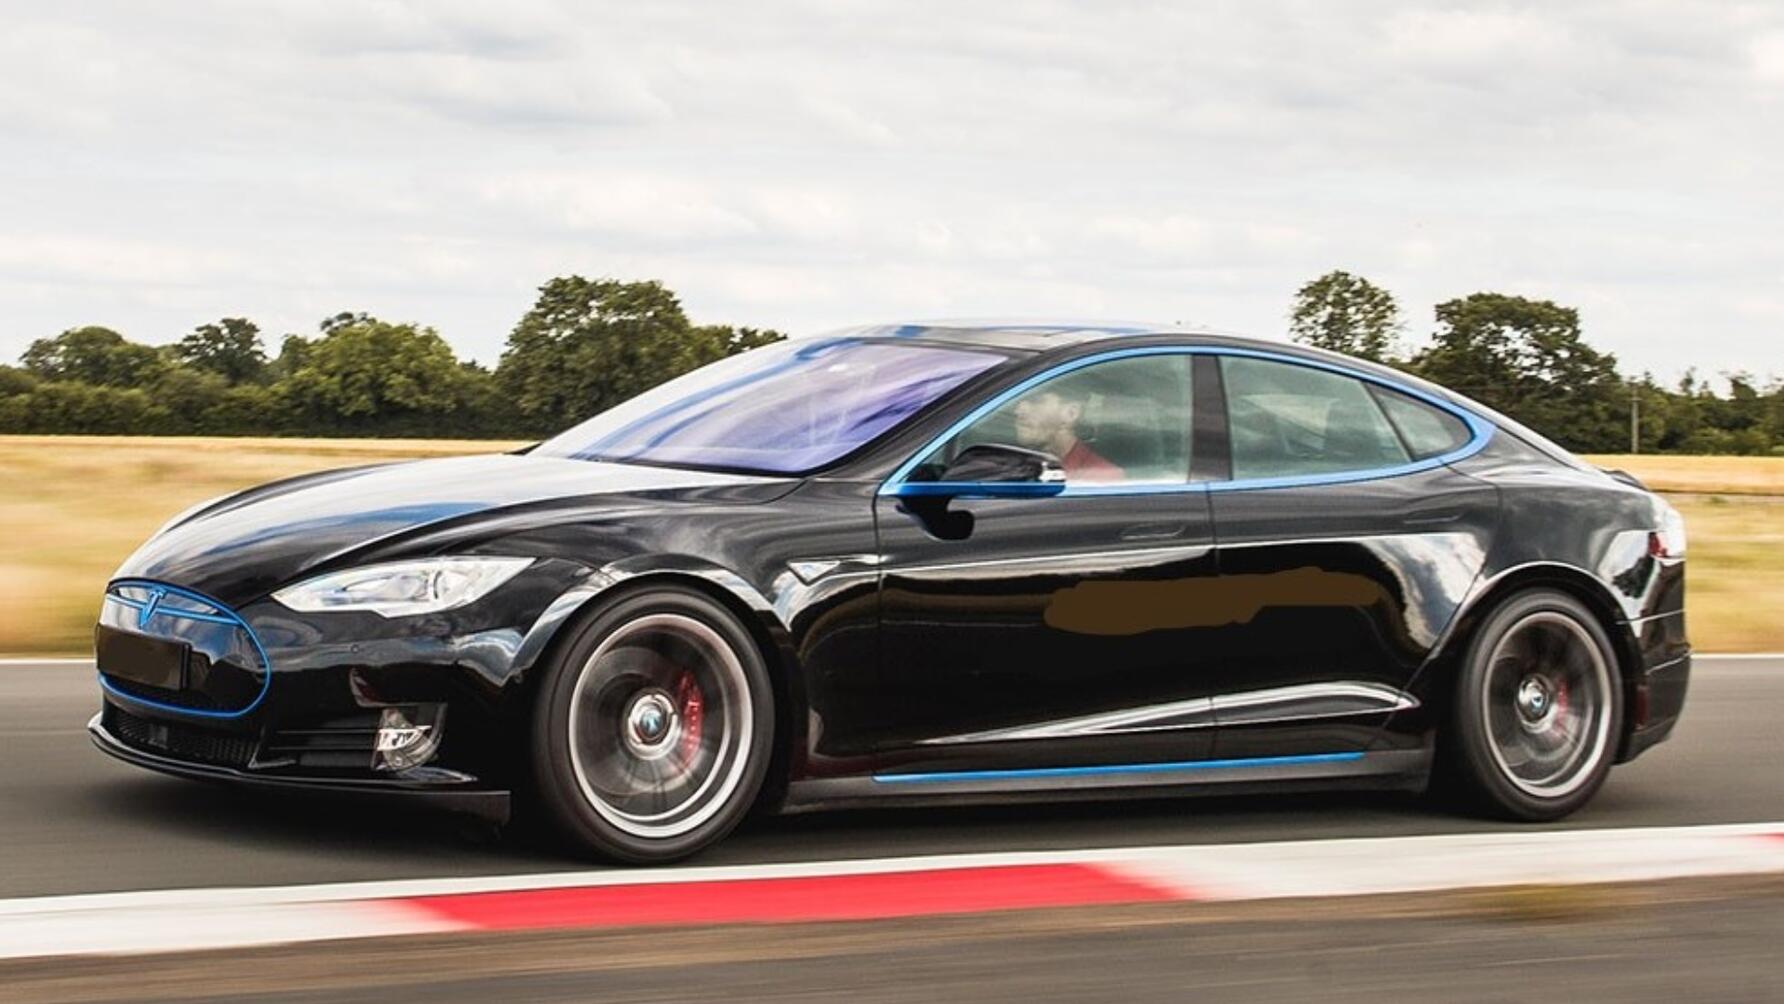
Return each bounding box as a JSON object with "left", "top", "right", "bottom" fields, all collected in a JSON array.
[{"left": 90, "top": 322, "right": 1690, "bottom": 862}]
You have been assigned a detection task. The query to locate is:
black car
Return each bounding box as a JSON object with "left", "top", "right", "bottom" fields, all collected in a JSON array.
[{"left": 90, "top": 322, "right": 1690, "bottom": 862}]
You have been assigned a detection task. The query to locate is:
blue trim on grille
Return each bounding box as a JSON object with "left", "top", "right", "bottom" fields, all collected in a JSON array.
[
  {"left": 878, "top": 344, "right": 1494, "bottom": 498},
  {"left": 98, "top": 579, "right": 272, "bottom": 720},
  {"left": 872, "top": 751, "right": 1366, "bottom": 784},
  {"left": 103, "top": 593, "right": 242, "bottom": 627}
]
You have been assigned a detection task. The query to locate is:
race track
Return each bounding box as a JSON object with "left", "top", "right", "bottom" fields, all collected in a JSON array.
[{"left": 2, "top": 656, "right": 1778, "bottom": 900}]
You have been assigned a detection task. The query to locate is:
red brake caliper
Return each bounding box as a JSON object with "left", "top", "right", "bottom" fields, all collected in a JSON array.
[{"left": 674, "top": 670, "right": 704, "bottom": 763}]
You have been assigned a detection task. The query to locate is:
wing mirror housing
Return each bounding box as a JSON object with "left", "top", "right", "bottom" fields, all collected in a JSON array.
[{"left": 889, "top": 443, "right": 1068, "bottom": 499}]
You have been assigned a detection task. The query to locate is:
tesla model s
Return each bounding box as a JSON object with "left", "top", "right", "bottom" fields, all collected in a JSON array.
[{"left": 89, "top": 322, "right": 1690, "bottom": 862}]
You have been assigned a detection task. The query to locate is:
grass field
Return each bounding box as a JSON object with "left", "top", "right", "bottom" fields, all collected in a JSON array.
[
  {"left": 1, "top": 436, "right": 1779, "bottom": 654},
  {"left": 1579, "top": 454, "right": 1784, "bottom": 496}
]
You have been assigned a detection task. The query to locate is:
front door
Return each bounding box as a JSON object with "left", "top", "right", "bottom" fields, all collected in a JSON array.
[{"left": 858, "top": 352, "right": 1228, "bottom": 779}]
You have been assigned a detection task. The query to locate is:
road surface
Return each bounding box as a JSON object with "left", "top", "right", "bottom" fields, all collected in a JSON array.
[{"left": 2, "top": 656, "right": 1778, "bottom": 900}]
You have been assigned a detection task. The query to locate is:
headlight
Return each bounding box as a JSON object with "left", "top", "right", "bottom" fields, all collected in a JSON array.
[{"left": 272, "top": 557, "right": 533, "bottom": 618}]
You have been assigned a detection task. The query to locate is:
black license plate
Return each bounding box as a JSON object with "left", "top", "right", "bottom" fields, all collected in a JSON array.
[{"left": 97, "top": 626, "right": 189, "bottom": 691}]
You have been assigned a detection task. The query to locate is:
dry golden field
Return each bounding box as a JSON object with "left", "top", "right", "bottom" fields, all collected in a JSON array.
[
  {"left": 1580, "top": 454, "right": 1784, "bottom": 496},
  {"left": 1, "top": 436, "right": 1779, "bottom": 654}
]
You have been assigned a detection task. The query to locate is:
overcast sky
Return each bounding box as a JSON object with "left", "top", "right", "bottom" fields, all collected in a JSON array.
[{"left": 2, "top": 1, "right": 1779, "bottom": 382}]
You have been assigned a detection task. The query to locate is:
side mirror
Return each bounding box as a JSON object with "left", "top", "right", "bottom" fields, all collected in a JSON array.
[{"left": 891, "top": 443, "right": 1067, "bottom": 499}]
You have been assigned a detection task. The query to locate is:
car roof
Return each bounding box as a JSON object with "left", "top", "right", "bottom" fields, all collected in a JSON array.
[
  {"left": 830, "top": 319, "right": 1278, "bottom": 354},
  {"left": 832, "top": 318, "right": 1475, "bottom": 412}
]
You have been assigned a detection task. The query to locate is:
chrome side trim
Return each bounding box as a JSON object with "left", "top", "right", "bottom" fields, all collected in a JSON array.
[
  {"left": 1212, "top": 681, "right": 1419, "bottom": 726},
  {"left": 917, "top": 681, "right": 1418, "bottom": 746},
  {"left": 917, "top": 696, "right": 1217, "bottom": 745}
]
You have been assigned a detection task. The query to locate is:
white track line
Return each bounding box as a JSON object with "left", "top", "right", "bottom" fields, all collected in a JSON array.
[
  {"left": 4, "top": 653, "right": 1783, "bottom": 667},
  {"left": 2, "top": 823, "right": 1782, "bottom": 960}
]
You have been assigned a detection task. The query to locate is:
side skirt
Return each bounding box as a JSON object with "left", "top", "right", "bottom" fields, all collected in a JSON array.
[{"left": 781, "top": 747, "right": 1432, "bottom": 814}]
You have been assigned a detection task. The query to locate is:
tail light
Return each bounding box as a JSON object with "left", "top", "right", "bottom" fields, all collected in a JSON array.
[{"left": 1649, "top": 501, "right": 1687, "bottom": 559}]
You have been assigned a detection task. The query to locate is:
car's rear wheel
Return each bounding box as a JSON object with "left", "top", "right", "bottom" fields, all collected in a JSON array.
[
  {"left": 1448, "top": 589, "right": 1622, "bottom": 820},
  {"left": 531, "top": 587, "right": 773, "bottom": 863}
]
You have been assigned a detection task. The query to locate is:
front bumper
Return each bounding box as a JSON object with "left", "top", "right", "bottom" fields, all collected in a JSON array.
[{"left": 89, "top": 708, "right": 510, "bottom": 823}]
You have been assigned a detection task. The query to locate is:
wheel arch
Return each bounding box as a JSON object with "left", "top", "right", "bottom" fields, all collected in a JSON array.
[
  {"left": 506, "top": 562, "right": 806, "bottom": 810},
  {"left": 1415, "top": 561, "right": 1642, "bottom": 752}
]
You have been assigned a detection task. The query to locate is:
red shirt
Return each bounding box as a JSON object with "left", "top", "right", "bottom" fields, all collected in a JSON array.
[{"left": 1062, "top": 440, "right": 1125, "bottom": 483}]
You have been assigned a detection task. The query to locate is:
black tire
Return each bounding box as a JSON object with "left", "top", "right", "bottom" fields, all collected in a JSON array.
[
  {"left": 1446, "top": 589, "right": 1623, "bottom": 821},
  {"left": 530, "top": 586, "right": 774, "bottom": 863}
]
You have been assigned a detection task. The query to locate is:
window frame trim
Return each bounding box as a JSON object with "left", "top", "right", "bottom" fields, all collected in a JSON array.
[{"left": 878, "top": 345, "right": 1495, "bottom": 498}]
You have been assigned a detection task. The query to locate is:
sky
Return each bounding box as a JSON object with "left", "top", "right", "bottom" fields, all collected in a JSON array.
[{"left": 1, "top": 1, "right": 1780, "bottom": 383}]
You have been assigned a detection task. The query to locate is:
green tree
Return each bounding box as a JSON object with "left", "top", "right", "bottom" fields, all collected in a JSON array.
[
  {"left": 0, "top": 365, "right": 36, "bottom": 398},
  {"left": 1288, "top": 271, "right": 1402, "bottom": 362},
  {"left": 278, "top": 318, "right": 489, "bottom": 435},
  {"left": 0, "top": 381, "right": 170, "bottom": 434},
  {"left": 20, "top": 326, "right": 164, "bottom": 387},
  {"left": 497, "top": 277, "right": 784, "bottom": 431},
  {"left": 318, "top": 311, "right": 374, "bottom": 334},
  {"left": 172, "top": 317, "right": 267, "bottom": 384},
  {"left": 266, "top": 333, "right": 313, "bottom": 381},
  {"left": 1411, "top": 293, "right": 1625, "bottom": 452},
  {"left": 691, "top": 324, "right": 786, "bottom": 365}
]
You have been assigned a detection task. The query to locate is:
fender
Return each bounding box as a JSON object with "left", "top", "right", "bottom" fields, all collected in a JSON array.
[{"left": 1391, "top": 558, "right": 1644, "bottom": 739}]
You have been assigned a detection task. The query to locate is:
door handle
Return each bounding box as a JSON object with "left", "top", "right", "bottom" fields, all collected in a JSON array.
[{"left": 1120, "top": 522, "right": 1188, "bottom": 541}]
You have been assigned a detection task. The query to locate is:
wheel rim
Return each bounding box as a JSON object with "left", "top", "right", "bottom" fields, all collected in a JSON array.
[
  {"left": 566, "top": 613, "right": 754, "bottom": 839},
  {"left": 1480, "top": 610, "right": 1614, "bottom": 798}
]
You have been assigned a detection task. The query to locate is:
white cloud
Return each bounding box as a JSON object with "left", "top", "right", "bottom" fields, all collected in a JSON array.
[
  {"left": 0, "top": 0, "right": 1777, "bottom": 381},
  {"left": 1753, "top": 31, "right": 1784, "bottom": 83}
]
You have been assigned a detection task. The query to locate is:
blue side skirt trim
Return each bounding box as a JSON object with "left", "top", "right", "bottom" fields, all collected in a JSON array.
[{"left": 872, "top": 751, "right": 1366, "bottom": 784}]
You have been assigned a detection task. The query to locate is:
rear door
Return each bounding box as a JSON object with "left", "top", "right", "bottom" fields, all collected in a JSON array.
[{"left": 1200, "top": 353, "right": 1500, "bottom": 761}]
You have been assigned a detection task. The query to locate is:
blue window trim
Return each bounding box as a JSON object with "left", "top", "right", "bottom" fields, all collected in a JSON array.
[
  {"left": 877, "top": 344, "right": 1495, "bottom": 498},
  {"left": 99, "top": 579, "right": 273, "bottom": 720},
  {"left": 873, "top": 750, "right": 1366, "bottom": 784}
]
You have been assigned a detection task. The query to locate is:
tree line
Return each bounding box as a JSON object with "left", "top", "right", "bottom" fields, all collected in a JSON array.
[
  {"left": 2, "top": 271, "right": 1776, "bottom": 453},
  {"left": 1289, "top": 271, "right": 1781, "bottom": 455},
  {"left": 0, "top": 278, "right": 783, "bottom": 440}
]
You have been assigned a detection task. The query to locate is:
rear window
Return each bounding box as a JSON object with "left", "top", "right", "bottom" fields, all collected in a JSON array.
[
  {"left": 1369, "top": 386, "right": 1473, "bottom": 459},
  {"left": 1221, "top": 357, "right": 1409, "bottom": 480}
]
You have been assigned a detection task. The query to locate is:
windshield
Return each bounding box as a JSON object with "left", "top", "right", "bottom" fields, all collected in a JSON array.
[{"left": 533, "top": 337, "right": 1007, "bottom": 474}]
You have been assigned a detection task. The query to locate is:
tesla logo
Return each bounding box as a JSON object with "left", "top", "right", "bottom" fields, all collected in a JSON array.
[{"left": 138, "top": 588, "right": 166, "bottom": 628}]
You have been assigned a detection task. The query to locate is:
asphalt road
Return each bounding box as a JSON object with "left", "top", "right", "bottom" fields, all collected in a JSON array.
[
  {"left": 10, "top": 879, "right": 1784, "bottom": 1002},
  {"left": 2, "top": 656, "right": 1779, "bottom": 900}
]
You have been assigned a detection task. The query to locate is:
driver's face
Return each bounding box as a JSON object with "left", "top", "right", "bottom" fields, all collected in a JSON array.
[{"left": 1013, "top": 391, "right": 1082, "bottom": 448}]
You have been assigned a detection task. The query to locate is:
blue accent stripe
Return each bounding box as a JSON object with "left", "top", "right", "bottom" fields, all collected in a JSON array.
[
  {"left": 878, "top": 344, "right": 1494, "bottom": 498},
  {"left": 98, "top": 579, "right": 273, "bottom": 720},
  {"left": 872, "top": 751, "right": 1366, "bottom": 784},
  {"left": 103, "top": 593, "right": 242, "bottom": 627}
]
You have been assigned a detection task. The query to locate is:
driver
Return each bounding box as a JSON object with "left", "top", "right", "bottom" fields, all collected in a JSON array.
[{"left": 1013, "top": 386, "right": 1125, "bottom": 482}]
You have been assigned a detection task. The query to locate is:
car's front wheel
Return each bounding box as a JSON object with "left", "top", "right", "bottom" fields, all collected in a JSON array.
[
  {"left": 1448, "top": 589, "right": 1623, "bottom": 821},
  {"left": 531, "top": 586, "right": 773, "bottom": 863}
]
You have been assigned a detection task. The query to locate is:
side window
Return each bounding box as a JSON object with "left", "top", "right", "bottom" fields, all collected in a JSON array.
[
  {"left": 1220, "top": 357, "right": 1409, "bottom": 480},
  {"left": 1370, "top": 385, "right": 1472, "bottom": 459},
  {"left": 909, "top": 355, "right": 1194, "bottom": 485}
]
